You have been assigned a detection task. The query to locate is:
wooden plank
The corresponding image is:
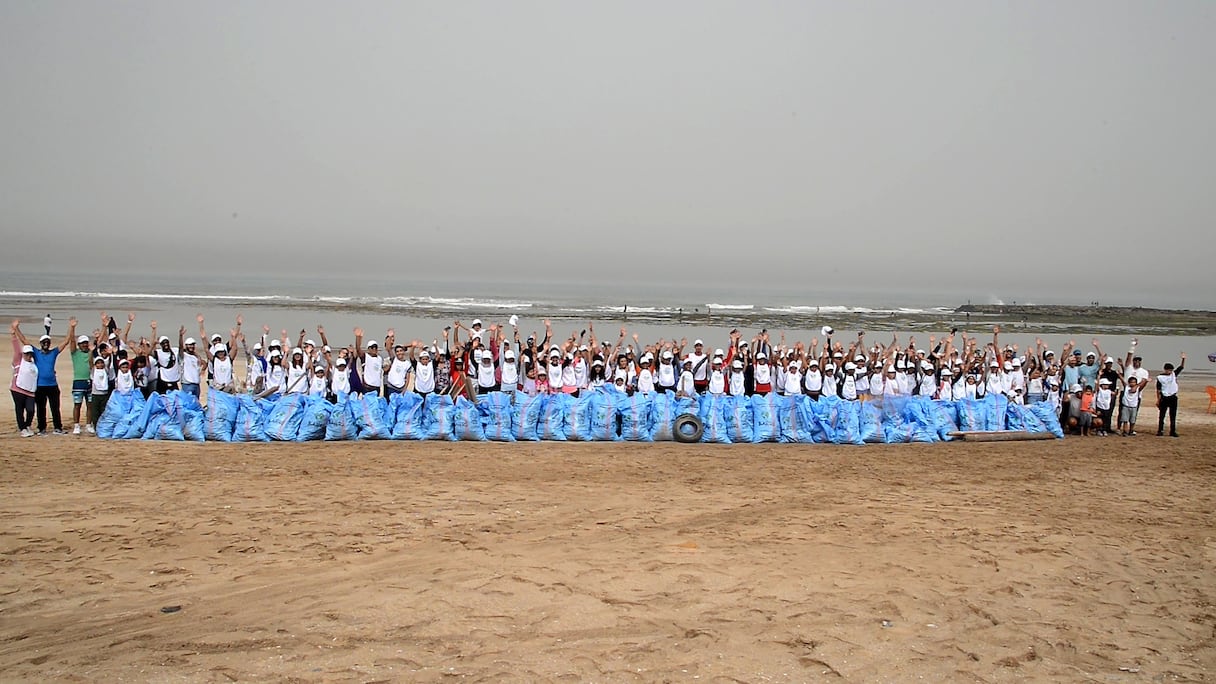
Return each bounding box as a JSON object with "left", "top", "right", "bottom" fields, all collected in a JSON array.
[{"left": 947, "top": 431, "right": 1057, "bottom": 442}]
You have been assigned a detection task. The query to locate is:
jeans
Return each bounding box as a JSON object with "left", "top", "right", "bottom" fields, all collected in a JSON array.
[
  {"left": 182, "top": 382, "right": 201, "bottom": 399},
  {"left": 1157, "top": 395, "right": 1178, "bottom": 434}
]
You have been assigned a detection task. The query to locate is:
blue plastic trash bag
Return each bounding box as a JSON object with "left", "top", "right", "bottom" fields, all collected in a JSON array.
[
  {"left": 1005, "top": 401, "right": 1027, "bottom": 431},
  {"left": 776, "top": 394, "right": 807, "bottom": 444},
  {"left": 904, "top": 396, "right": 941, "bottom": 443},
  {"left": 930, "top": 399, "right": 958, "bottom": 441},
  {"left": 325, "top": 399, "right": 359, "bottom": 441},
  {"left": 513, "top": 391, "right": 544, "bottom": 442},
  {"left": 956, "top": 398, "right": 983, "bottom": 432},
  {"left": 181, "top": 408, "right": 206, "bottom": 442},
  {"left": 649, "top": 391, "right": 678, "bottom": 441},
  {"left": 750, "top": 393, "right": 780, "bottom": 443},
  {"left": 96, "top": 391, "right": 134, "bottom": 439},
  {"left": 697, "top": 394, "right": 732, "bottom": 444},
  {"left": 232, "top": 395, "right": 271, "bottom": 442},
  {"left": 586, "top": 391, "right": 620, "bottom": 441},
  {"left": 1027, "top": 402, "right": 1065, "bottom": 438},
  {"left": 390, "top": 393, "right": 427, "bottom": 440},
  {"left": 800, "top": 395, "right": 832, "bottom": 443},
  {"left": 721, "top": 395, "right": 755, "bottom": 444},
  {"left": 477, "top": 392, "right": 516, "bottom": 442},
  {"left": 296, "top": 396, "right": 335, "bottom": 441},
  {"left": 422, "top": 394, "right": 456, "bottom": 441},
  {"left": 860, "top": 401, "right": 884, "bottom": 443},
  {"left": 617, "top": 392, "right": 654, "bottom": 442},
  {"left": 981, "top": 394, "right": 1009, "bottom": 431},
  {"left": 452, "top": 396, "right": 487, "bottom": 441},
  {"left": 204, "top": 390, "right": 240, "bottom": 442},
  {"left": 352, "top": 394, "right": 391, "bottom": 440},
  {"left": 115, "top": 391, "right": 149, "bottom": 439},
  {"left": 265, "top": 394, "right": 308, "bottom": 441},
  {"left": 881, "top": 396, "right": 913, "bottom": 444},
  {"left": 540, "top": 393, "right": 570, "bottom": 441}
]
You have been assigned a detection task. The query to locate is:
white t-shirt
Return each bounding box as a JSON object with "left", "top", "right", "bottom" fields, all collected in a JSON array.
[
  {"left": 114, "top": 370, "right": 134, "bottom": 393},
  {"left": 413, "top": 360, "right": 436, "bottom": 393},
  {"left": 687, "top": 352, "right": 708, "bottom": 381},
  {"left": 637, "top": 368, "right": 655, "bottom": 393},
  {"left": 91, "top": 367, "right": 110, "bottom": 393},
  {"left": 155, "top": 348, "right": 182, "bottom": 383},
  {"left": 1156, "top": 372, "right": 1179, "bottom": 398},
  {"left": 386, "top": 358, "right": 411, "bottom": 388},
  {"left": 211, "top": 357, "right": 233, "bottom": 387},
  {"left": 182, "top": 353, "right": 201, "bottom": 384},
  {"left": 362, "top": 354, "right": 383, "bottom": 388}
]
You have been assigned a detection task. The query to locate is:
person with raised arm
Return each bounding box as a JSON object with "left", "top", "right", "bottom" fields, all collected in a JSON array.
[
  {"left": 1155, "top": 352, "right": 1186, "bottom": 437},
  {"left": 14, "top": 316, "right": 76, "bottom": 434},
  {"left": 10, "top": 320, "right": 38, "bottom": 436},
  {"left": 67, "top": 320, "right": 96, "bottom": 434},
  {"left": 353, "top": 327, "right": 384, "bottom": 397}
]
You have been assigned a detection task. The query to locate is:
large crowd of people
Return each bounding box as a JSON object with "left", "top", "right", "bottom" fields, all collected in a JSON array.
[{"left": 10, "top": 312, "right": 1189, "bottom": 439}]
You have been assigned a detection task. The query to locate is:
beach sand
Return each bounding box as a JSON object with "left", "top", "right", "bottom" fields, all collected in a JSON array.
[{"left": 1, "top": 381, "right": 1214, "bottom": 681}]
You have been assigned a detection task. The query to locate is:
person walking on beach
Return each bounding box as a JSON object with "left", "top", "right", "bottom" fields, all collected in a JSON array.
[
  {"left": 14, "top": 317, "right": 76, "bottom": 434},
  {"left": 44, "top": 314, "right": 52, "bottom": 337},
  {"left": 1155, "top": 353, "right": 1185, "bottom": 437},
  {"left": 10, "top": 321, "right": 38, "bottom": 437}
]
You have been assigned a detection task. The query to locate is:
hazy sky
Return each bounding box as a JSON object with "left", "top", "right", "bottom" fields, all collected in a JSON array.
[{"left": 2, "top": 1, "right": 1213, "bottom": 305}]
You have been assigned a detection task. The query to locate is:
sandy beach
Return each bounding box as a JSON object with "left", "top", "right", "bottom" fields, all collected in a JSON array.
[{"left": 1, "top": 368, "right": 1214, "bottom": 682}]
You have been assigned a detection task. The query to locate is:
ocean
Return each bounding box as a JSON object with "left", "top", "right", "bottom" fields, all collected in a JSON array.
[{"left": 2, "top": 270, "right": 1212, "bottom": 382}]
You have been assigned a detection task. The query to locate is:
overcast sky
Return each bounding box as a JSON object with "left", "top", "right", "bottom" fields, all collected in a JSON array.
[{"left": 1, "top": 1, "right": 1213, "bottom": 305}]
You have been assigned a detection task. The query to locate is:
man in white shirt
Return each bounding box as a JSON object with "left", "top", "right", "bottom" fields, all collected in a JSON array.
[{"left": 1155, "top": 353, "right": 1186, "bottom": 437}]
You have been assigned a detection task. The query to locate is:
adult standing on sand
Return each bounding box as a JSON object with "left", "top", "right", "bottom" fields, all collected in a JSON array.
[
  {"left": 1155, "top": 353, "right": 1185, "bottom": 437},
  {"left": 10, "top": 321, "right": 38, "bottom": 437},
  {"left": 43, "top": 314, "right": 52, "bottom": 336},
  {"left": 13, "top": 316, "right": 76, "bottom": 435}
]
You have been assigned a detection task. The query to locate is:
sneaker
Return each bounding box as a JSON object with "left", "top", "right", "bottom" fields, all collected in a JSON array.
[
  {"left": 1128, "top": 431, "right": 1136, "bottom": 436},
  {"left": 86, "top": 424, "right": 95, "bottom": 434},
  {"left": 1170, "top": 433, "right": 1179, "bottom": 438},
  {"left": 52, "top": 428, "right": 66, "bottom": 435},
  {"left": 20, "top": 429, "right": 33, "bottom": 437},
  {"left": 72, "top": 424, "right": 81, "bottom": 435},
  {"left": 37, "top": 430, "right": 47, "bottom": 436}
]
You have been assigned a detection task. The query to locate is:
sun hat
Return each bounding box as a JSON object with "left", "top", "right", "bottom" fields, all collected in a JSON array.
[
  {"left": 77, "top": 335, "right": 90, "bottom": 344},
  {"left": 21, "top": 345, "right": 34, "bottom": 354}
]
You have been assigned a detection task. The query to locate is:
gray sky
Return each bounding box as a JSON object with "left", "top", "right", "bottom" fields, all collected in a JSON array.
[{"left": 2, "top": 1, "right": 1213, "bottom": 305}]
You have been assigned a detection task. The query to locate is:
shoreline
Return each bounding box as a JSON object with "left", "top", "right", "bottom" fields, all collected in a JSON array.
[{"left": 4, "top": 295, "right": 1215, "bottom": 336}]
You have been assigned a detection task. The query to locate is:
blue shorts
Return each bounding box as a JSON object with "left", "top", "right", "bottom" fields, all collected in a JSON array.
[{"left": 72, "top": 379, "right": 90, "bottom": 404}]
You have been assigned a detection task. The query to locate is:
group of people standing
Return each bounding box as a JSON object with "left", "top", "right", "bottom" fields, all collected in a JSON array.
[{"left": 9, "top": 313, "right": 1190, "bottom": 439}]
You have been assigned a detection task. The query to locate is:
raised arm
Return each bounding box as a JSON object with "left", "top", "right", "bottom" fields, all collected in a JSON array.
[{"left": 60, "top": 317, "right": 78, "bottom": 352}]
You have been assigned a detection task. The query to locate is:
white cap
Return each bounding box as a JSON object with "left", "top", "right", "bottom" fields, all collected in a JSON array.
[
  {"left": 989, "top": 360, "right": 999, "bottom": 367},
  {"left": 1011, "top": 358, "right": 1022, "bottom": 367},
  {"left": 268, "top": 338, "right": 282, "bottom": 347},
  {"left": 1045, "top": 349, "right": 1055, "bottom": 356},
  {"left": 1002, "top": 361, "right": 1012, "bottom": 371},
  {"left": 305, "top": 339, "right": 316, "bottom": 347},
  {"left": 592, "top": 359, "right": 604, "bottom": 367},
  {"left": 1071, "top": 383, "right": 1082, "bottom": 393},
  {"left": 211, "top": 344, "right": 227, "bottom": 354},
  {"left": 661, "top": 350, "right": 673, "bottom": 359},
  {"left": 578, "top": 344, "right": 588, "bottom": 352},
  {"left": 366, "top": 340, "right": 378, "bottom": 348},
  {"left": 1104, "top": 356, "right": 1114, "bottom": 363},
  {"left": 756, "top": 352, "right": 767, "bottom": 359},
  {"left": 713, "top": 348, "right": 724, "bottom": 357},
  {"left": 291, "top": 347, "right": 303, "bottom": 355},
  {"left": 21, "top": 344, "right": 34, "bottom": 353},
  {"left": 335, "top": 357, "right": 347, "bottom": 366},
  {"left": 844, "top": 362, "right": 857, "bottom": 371},
  {"left": 1086, "top": 351, "right": 1096, "bottom": 358},
  {"left": 472, "top": 319, "right": 482, "bottom": 327},
  {"left": 731, "top": 359, "right": 743, "bottom": 370},
  {"left": 916, "top": 349, "right": 926, "bottom": 356},
  {"left": 118, "top": 357, "right": 129, "bottom": 365},
  {"left": 504, "top": 349, "right": 515, "bottom": 359},
  {"left": 821, "top": 326, "right": 834, "bottom": 337},
  {"left": 185, "top": 337, "right": 196, "bottom": 345},
  {"left": 808, "top": 358, "right": 819, "bottom": 366},
  {"left": 420, "top": 349, "right": 431, "bottom": 358},
  {"left": 789, "top": 360, "right": 800, "bottom": 369},
  {"left": 640, "top": 353, "right": 653, "bottom": 363},
  {"left": 694, "top": 339, "right": 703, "bottom": 346},
  {"left": 1099, "top": 378, "right": 1111, "bottom": 385},
  {"left": 211, "top": 333, "right": 222, "bottom": 341},
  {"left": 896, "top": 360, "right": 907, "bottom": 369},
  {"left": 854, "top": 355, "right": 865, "bottom": 362},
  {"left": 322, "top": 345, "right": 331, "bottom": 352},
  {"left": 940, "top": 367, "right": 953, "bottom": 376},
  {"left": 77, "top": 335, "right": 90, "bottom": 343},
  {"left": 481, "top": 352, "right": 493, "bottom": 363},
  {"left": 253, "top": 342, "right": 263, "bottom": 350},
  {"left": 158, "top": 335, "right": 169, "bottom": 343},
  {"left": 549, "top": 350, "right": 561, "bottom": 358},
  {"left": 921, "top": 360, "right": 933, "bottom": 370},
  {"left": 508, "top": 314, "right": 519, "bottom": 327},
  {"left": 93, "top": 355, "right": 105, "bottom": 364},
  {"left": 832, "top": 351, "right": 843, "bottom": 358},
  {"left": 269, "top": 350, "right": 283, "bottom": 358},
  {"left": 824, "top": 363, "right": 835, "bottom": 372}
]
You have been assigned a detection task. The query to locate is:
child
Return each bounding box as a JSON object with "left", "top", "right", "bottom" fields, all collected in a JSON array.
[
  {"left": 88, "top": 356, "right": 110, "bottom": 433},
  {"left": 1094, "top": 378, "right": 1114, "bottom": 436},
  {"left": 1078, "top": 385, "right": 1096, "bottom": 436}
]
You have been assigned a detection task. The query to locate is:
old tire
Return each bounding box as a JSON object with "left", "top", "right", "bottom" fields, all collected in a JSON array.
[{"left": 673, "top": 413, "right": 704, "bottom": 443}]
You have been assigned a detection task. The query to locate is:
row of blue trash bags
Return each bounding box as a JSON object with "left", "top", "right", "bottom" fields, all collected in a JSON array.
[{"left": 96, "top": 389, "right": 1063, "bottom": 444}]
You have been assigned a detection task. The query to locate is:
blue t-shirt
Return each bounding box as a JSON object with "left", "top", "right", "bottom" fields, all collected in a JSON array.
[{"left": 33, "top": 348, "right": 60, "bottom": 387}]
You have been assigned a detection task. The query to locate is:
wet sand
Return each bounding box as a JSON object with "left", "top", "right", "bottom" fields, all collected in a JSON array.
[{"left": 1, "top": 394, "right": 1214, "bottom": 681}]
